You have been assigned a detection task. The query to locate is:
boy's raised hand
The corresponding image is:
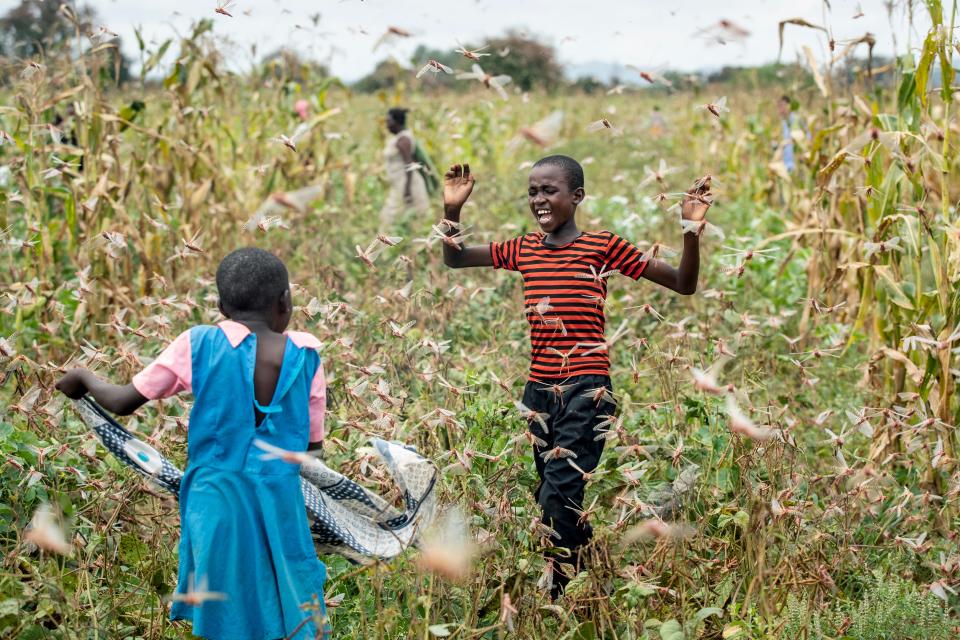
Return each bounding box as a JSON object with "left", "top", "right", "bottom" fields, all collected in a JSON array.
[
  {"left": 681, "top": 174, "right": 713, "bottom": 222},
  {"left": 443, "top": 163, "right": 475, "bottom": 213}
]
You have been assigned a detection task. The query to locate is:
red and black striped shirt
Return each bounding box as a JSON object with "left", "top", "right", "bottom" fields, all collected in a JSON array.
[{"left": 491, "top": 230, "right": 648, "bottom": 381}]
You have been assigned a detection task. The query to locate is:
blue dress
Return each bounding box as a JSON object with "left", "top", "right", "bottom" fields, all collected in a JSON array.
[{"left": 169, "top": 325, "right": 328, "bottom": 639}]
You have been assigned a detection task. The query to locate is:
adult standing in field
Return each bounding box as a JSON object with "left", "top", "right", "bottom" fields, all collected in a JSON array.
[
  {"left": 647, "top": 105, "right": 668, "bottom": 139},
  {"left": 380, "top": 107, "right": 431, "bottom": 228},
  {"left": 775, "top": 94, "right": 804, "bottom": 174}
]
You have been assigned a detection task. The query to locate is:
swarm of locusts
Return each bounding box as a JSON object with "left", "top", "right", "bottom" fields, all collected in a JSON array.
[{"left": 0, "top": 3, "right": 958, "bottom": 639}]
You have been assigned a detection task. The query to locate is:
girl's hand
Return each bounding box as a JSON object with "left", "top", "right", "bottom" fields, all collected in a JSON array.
[
  {"left": 56, "top": 369, "right": 89, "bottom": 399},
  {"left": 443, "top": 163, "right": 475, "bottom": 213}
]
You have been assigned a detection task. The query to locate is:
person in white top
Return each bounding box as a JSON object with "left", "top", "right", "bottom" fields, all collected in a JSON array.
[{"left": 380, "top": 107, "right": 430, "bottom": 228}]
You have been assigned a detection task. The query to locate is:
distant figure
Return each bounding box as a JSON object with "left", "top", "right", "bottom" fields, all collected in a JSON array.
[
  {"left": 776, "top": 95, "right": 803, "bottom": 173},
  {"left": 381, "top": 107, "right": 430, "bottom": 228},
  {"left": 53, "top": 103, "right": 83, "bottom": 170},
  {"left": 648, "top": 105, "right": 668, "bottom": 139}
]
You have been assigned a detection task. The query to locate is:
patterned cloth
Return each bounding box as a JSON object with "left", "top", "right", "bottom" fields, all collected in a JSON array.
[{"left": 73, "top": 397, "right": 438, "bottom": 565}]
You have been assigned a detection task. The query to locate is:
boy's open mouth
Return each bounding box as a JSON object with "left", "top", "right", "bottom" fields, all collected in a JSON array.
[{"left": 535, "top": 209, "right": 553, "bottom": 226}]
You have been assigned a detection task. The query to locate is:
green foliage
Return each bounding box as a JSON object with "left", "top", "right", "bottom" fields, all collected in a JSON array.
[{"left": 782, "top": 574, "right": 952, "bottom": 639}]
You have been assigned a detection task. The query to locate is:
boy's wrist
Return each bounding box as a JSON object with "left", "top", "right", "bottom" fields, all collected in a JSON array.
[
  {"left": 683, "top": 232, "right": 700, "bottom": 247},
  {"left": 443, "top": 203, "right": 462, "bottom": 218}
]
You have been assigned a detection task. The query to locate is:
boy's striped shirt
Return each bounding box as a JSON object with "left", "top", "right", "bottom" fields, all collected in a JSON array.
[{"left": 491, "top": 230, "right": 648, "bottom": 381}]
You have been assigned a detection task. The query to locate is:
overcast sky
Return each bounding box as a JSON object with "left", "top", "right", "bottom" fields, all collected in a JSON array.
[{"left": 65, "top": 0, "right": 933, "bottom": 81}]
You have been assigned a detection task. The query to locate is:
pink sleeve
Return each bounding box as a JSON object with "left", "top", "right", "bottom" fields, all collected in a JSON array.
[
  {"left": 132, "top": 330, "right": 192, "bottom": 400},
  {"left": 308, "top": 362, "right": 326, "bottom": 442}
]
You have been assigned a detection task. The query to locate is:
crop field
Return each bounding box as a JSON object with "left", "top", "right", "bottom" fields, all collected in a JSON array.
[{"left": 0, "top": 4, "right": 959, "bottom": 639}]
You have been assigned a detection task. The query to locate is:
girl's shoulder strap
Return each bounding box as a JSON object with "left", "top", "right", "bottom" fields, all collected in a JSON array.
[
  {"left": 189, "top": 324, "right": 221, "bottom": 341},
  {"left": 191, "top": 323, "right": 254, "bottom": 350},
  {"left": 284, "top": 331, "right": 323, "bottom": 352}
]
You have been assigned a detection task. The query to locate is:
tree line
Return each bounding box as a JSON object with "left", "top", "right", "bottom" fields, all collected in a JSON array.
[{"left": 2, "top": 0, "right": 889, "bottom": 95}]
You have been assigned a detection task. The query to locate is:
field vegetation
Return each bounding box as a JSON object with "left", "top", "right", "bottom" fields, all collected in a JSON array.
[{"left": 0, "top": 1, "right": 958, "bottom": 638}]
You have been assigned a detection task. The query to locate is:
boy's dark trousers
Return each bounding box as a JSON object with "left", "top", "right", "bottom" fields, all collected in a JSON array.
[{"left": 522, "top": 374, "right": 614, "bottom": 598}]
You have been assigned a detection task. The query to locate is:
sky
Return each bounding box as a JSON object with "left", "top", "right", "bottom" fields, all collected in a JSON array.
[{"left": 25, "top": 0, "right": 935, "bottom": 81}]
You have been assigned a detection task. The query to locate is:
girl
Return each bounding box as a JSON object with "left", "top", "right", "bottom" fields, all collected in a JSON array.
[
  {"left": 380, "top": 107, "right": 430, "bottom": 228},
  {"left": 57, "top": 247, "right": 330, "bottom": 639}
]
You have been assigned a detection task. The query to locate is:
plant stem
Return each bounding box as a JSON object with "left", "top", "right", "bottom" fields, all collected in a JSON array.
[{"left": 422, "top": 573, "right": 435, "bottom": 640}]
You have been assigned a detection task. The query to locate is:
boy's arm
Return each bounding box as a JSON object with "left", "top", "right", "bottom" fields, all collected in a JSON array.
[
  {"left": 640, "top": 234, "right": 699, "bottom": 295},
  {"left": 641, "top": 181, "right": 711, "bottom": 295},
  {"left": 441, "top": 163, "right": 493, "bottom": 268},
  {"left": 56, "top": 369, "right": 149, "bottom": 415}
]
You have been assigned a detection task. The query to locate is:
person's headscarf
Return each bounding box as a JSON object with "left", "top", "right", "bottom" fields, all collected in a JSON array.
[{"left": 295, "top": 99, "right": 310, "bottom": 121}]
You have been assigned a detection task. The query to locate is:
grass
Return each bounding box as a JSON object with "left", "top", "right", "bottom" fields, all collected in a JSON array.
[{"left": 1, "top": 7, "right": 959, "bottom": 639}]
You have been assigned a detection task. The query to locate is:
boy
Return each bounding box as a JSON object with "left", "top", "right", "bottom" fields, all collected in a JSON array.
[{"left": 439, "top": 156, "right": 710, "bottom": 597}]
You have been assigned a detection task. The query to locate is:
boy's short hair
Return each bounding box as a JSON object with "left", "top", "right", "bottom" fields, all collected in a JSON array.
[
  {"left": 779, "top": 94, "right": 792, "bottom": 104},
  {"left": 216, "top": 247, "right": 289, "bottom": 313},
  {"left": 533, "top": 154, "right": 584, "bottom": 192},
  {"left": 387, "top": 107, "right": 408, "bottom": 126}
]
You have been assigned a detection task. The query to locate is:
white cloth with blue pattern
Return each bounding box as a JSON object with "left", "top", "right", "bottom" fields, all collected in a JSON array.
[{"left": 73, "top": 397, "right": 438, "bottom": 564}]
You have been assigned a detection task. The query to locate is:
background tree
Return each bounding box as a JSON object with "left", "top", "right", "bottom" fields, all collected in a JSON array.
[
  {"left": 0, "top": 0, "right": 94, "bottom": 59},
  {"left": 706, "top": 63, "right": 811, "bottom": 91},
  {"left": 353, "top": 32, "right": 567, "bottom": 93},
  {"left": 476, "top": 30, "right": 564, "bottom": 92},
  {"left": 407, "top": 44, "right": 457, "bottom": 90},
  {"left": 409, "top": 44, "right": 456, "bottom": 70},
  {"left": 353, "top": 58, "right": 407, "bottom": 93},
  {"left": 260, "top": 47, "right": 331, "bottom": 86},
  {"left": 0, "top": 0, "right": 130, "bottom": 84},
  {"left": 570, "top": 76, "right": 606, "bottom": 94},
  {"left": 354, "top": 44, "right": 462, "bottom": 93}
]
